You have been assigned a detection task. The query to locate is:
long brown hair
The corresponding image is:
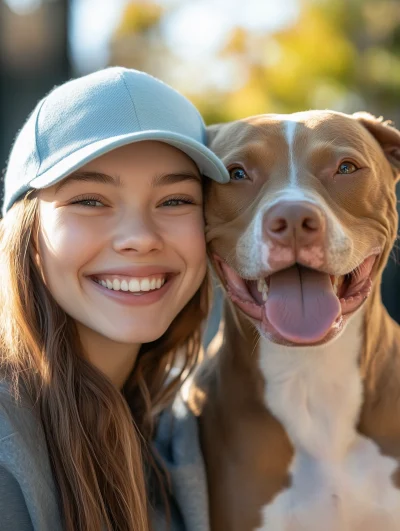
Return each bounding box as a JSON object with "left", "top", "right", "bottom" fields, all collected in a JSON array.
[{"left": 0, "top": 195, "right": 210, "bottom": 531}]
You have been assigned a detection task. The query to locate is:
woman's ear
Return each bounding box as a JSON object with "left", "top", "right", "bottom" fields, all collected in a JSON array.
[{"left": 353, "top": 112, "right": 400, "bottom": 180}]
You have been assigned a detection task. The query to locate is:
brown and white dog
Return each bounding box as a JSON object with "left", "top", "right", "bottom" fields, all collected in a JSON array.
[{"left": 188, "top": 111, "right": 400, "bottom": 531}]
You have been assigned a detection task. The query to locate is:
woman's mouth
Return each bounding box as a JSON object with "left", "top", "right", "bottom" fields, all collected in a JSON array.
[
  {"left": 87, "top": 271, "right": 175, "bottom": 306},
  {"left": 92, "top": 274, "right": 167, "bottom": 293},
  {"left": 215, "top": 254, "right": 378, "bottom": 346}
]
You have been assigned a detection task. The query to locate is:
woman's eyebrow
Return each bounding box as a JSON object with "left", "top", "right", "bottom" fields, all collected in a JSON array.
[
  {"left": 151, "top": 172, "right": 201, "bottom": 187},
  {"left": 55, "top": 171, "right": 122, "bottom": 192}
]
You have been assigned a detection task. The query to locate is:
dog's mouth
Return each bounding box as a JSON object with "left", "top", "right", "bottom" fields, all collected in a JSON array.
[{"left": 215, "top": 254, "right": 378, "bottom": 346}]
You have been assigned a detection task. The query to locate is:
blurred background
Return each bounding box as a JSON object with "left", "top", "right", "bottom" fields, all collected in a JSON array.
[{"left": 1, "top": 0, "right": 400, "bottom": 325}]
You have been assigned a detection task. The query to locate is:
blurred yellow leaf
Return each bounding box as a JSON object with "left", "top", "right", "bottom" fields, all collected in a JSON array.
[{"left": 115, "top": 1, "right": 164, "bottom": 37}]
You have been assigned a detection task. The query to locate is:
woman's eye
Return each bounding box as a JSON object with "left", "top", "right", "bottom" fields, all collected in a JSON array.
[
  {"left": 71, "top": 198, "right": 104, "bottom": 207},
  {"left": 161, "top": 198, "right": 194, "bottom": 207},
  {"left": 337, "top": 161, "right": 358, "bottom": 175},
  {"left": 229, "top": 167, "right": 248, "bottom": 181}
]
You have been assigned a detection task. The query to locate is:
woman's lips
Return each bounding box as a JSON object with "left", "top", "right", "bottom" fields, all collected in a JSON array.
[{"left": 86, "top": 264, "right": 178, "bottom": 277}]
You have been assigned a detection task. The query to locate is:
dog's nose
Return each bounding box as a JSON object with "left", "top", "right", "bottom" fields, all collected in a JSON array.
[{"left": 263, "top": 201, "right": 325, "bottom": 247}]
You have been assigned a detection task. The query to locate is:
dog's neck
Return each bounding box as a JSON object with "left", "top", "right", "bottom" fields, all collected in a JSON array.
[
  {"left": 358, "top": 283, "right": 400, "bottom": 451},
  {"left": 258, "top": 308, "right": 364, "bottom": 460}
]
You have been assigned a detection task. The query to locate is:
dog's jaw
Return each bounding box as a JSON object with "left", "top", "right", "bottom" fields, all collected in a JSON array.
[{"left": 214, "top": 252, "right": 378, "bottom": 346}]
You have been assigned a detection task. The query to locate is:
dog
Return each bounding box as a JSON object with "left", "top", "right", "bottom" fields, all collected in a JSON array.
[{"left": 187, "top": 111, "right": 400, "bottom": 531}]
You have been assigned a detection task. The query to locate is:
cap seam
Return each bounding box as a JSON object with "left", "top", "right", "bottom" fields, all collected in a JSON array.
[
  {"left": 119, "top": 72, "right": 142, "bottom": 130},
  {"left": 33, "top": 98, "right": 47, "bottom": 178}
]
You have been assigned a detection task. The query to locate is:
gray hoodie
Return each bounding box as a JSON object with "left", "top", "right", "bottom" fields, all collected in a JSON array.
[{"left": 0, "top": 381, "right": 209, "bottom": 531}]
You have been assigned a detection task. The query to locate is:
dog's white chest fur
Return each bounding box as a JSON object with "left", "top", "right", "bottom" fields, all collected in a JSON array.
[{"left": 256, "top": 310, "right": 400, "bottom": 531}]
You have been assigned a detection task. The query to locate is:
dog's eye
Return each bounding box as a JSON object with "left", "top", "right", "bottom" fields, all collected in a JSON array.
[
  {"left": 229, "top": 168, "right": 248, "bottom": 181},
  {"left": 337, "top": 161, "right": 358, "bottom": 174}
]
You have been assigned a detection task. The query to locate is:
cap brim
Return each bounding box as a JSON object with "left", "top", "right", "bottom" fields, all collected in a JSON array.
[{"left": 29, "top": 130, "right": 229, "bottom": 189}]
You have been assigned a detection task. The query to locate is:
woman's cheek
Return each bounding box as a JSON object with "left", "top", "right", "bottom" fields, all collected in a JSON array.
[
  {"left": 38, "top": 213, "right": 103, "bottom": 276},
  {"left": 174, "top": 213, "right": 206, "bottom": 257}
]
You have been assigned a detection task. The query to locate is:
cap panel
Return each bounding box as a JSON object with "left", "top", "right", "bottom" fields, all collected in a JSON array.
[
  {"left": 36, "top": 69, "right": 140, "bottom": 176},
  {"left": 3, "top": 99, "right": 43, "bottom": 213},
  {"left": 123, "top": 71, "right": 205, "bottom": 144}
]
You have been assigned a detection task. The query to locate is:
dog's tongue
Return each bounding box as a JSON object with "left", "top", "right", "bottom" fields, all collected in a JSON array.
[{"left": 265, "top": 265, "right": 341, "bottom": 343}]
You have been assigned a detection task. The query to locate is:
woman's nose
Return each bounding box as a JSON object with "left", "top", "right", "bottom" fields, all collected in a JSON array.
[{"left": 112, "top": 213, "right": 164, "bottom": 254}]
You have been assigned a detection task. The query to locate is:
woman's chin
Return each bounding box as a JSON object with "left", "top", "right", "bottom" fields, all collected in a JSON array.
[{"left": 99, "top": 324, "right": 169, "bottom": 346}]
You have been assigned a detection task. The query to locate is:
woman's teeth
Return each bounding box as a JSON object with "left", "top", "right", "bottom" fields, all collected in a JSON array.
[{"left": 95, "top": 277, "right": 166, "bottom": 292}]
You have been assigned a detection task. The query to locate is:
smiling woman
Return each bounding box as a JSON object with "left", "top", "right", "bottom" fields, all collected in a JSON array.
[{"left": 0, "top": 67, "right": 229, "bottom": 531}]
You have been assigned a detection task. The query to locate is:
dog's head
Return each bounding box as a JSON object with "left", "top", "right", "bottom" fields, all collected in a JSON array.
[{"left": 206, "top": 111, "right": 400, "bottom": 346}]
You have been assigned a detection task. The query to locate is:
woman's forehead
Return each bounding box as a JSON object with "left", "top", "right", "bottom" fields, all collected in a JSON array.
[{"left": 82, "top": 141, "right": 199, "bottom": 173}]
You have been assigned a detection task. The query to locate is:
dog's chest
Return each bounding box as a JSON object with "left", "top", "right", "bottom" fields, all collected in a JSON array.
[
  {"left": 256, "top": 312, "right": 400, "bottom": 531},
  {"left": 257, "top": 436, "right": 400, "bottom": 531}
]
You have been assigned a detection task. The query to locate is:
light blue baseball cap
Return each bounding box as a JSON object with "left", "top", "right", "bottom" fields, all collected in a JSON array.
[{"left": 2, "top": 67, "right": 229, "bottom": 215}]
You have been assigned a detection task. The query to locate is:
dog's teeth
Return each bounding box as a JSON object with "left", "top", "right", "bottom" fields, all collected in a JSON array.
[
  {"left": 332, "top": 276, "right": 339, "bottom": 295},
  {"left": 262, "top": 284, "right": 269, "bottom": 302},
  {"left": 262, "top": 290, "right": 268, "bottom": 302},
  {"left": 257, "top": 278, "right": 265, "bottom": 293}
]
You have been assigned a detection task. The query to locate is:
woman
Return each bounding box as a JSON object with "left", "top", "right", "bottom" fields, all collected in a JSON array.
[{"left": 0, "top": 67, "right": 229, "bottom": 531}]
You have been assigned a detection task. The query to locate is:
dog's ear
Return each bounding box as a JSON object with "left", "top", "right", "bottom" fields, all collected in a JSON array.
[
  {"left": 353, "top": 112, "right": 400, "bottom": 179},
  {"left": 206, "top": 124, "right": 223, "bottom": 148}
]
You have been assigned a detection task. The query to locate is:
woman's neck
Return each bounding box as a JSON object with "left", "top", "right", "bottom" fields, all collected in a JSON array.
[{"left": 76, "top": 323, "right": 141, "bottom": 389}]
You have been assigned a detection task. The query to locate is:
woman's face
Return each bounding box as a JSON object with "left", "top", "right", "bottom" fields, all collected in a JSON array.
[{"left": 37, "top": 141, "right": 207, "bottom": 345}]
